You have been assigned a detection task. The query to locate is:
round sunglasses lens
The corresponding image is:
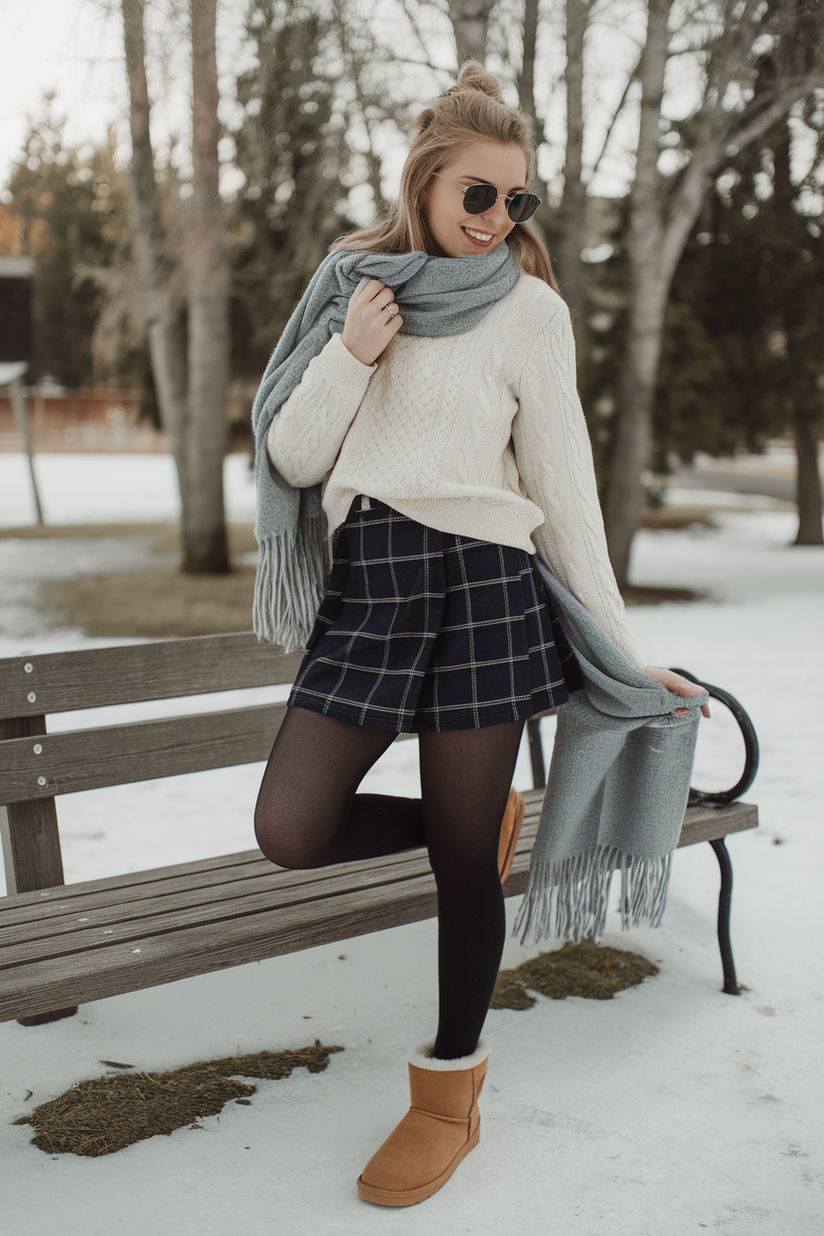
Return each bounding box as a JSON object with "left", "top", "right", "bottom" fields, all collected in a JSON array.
[
  {"left": 463, "top": 184, "right": 498, "bottom": 214},
  {"left": 508, "top": 193, "right": 540, "bottom": 223}
]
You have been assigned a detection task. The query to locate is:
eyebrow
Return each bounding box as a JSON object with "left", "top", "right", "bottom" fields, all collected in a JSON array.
[{"left": 459, "top": 174, "right": 527, "bottom": 193}]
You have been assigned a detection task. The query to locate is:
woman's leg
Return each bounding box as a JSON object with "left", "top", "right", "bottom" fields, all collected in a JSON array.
[
  {"left": 419, "top": 720, "right": 525, "bottom": 1060},
  {"left": 254, "top": 705, "right": 426, "bottom": 869}
]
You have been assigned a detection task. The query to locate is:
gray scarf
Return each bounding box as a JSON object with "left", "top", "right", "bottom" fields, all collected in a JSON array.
[
  {"left": 252, "top": 243, "right": 520, "bottom": 650},
  {"left": 515, "top": 560, "right": 709, "bottom": 943}
]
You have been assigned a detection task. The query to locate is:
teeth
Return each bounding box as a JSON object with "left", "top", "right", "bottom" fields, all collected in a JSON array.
[{"left": 464, "top": 227, "right": 493, "bottom": 241}]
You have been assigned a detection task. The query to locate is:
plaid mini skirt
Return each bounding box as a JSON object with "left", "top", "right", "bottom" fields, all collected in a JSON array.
[{"left": 288, "top": 496, "right": 571, "bottom": 732}]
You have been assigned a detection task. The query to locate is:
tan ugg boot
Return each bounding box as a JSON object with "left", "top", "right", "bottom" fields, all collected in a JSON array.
[
  {"left": 357, "top": 1041, "right": 489, "bottom": 1207},
  {"left": 498, "top": 788, "right": 525, "bottom": 883}
]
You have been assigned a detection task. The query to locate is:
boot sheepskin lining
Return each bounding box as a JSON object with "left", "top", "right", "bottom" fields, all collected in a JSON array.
[{"left": 407, "top": 1040, "right": 490, "bottom": 1072}]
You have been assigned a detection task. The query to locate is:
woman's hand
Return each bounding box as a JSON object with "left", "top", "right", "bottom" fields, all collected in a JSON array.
[
  {"left": 340, "top": 278, "right": 403, "bottom": 366},
  {"left": 642, "top": 666, "right": 711, "bottom": 718}
]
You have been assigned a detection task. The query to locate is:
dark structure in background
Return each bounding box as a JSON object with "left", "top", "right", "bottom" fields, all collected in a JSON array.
[
  {"left": 0, "top": 256, "right": 34, "bottom": 365},
  {"left": 0, "top": 255, "right": 43, "bottom": 523}
]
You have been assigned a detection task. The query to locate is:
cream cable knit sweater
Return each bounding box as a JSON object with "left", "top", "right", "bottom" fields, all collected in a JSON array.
[{"left": 267, "top": 270, "right": 645, "bottom": 668}]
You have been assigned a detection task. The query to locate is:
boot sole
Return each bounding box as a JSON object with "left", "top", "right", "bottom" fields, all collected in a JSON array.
[{"left": 356, "top": 1126, "right": 481, "bottom": 1207}]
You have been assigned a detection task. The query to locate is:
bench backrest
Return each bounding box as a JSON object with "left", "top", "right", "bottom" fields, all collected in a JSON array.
[
  {"left": 0, "top": 633, "right": 305, "bottom": 805},
  {"left": 0, "top": 632, "right": 305, "bottom": 895}
]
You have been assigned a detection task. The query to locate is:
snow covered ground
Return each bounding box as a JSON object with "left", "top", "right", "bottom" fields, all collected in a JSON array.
[{"left": 0, "top": 454, "right": 822, "bottom": 1235}]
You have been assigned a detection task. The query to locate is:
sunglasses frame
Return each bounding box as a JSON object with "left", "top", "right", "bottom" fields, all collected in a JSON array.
[{"left": 431, "top": 172, "right": 541, "bottom": 223}]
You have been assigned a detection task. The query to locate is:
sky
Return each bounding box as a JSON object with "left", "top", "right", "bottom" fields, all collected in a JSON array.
[{"left": 1, "top": 0, "right": 125, "bottom": 189}]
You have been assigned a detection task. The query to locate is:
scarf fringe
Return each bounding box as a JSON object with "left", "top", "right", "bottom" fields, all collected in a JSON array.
[
  {"left": 253, "top": 518, "right": 328, "bottom": 652},
  {"left": 513, "top": 845, "right": 674, "bottom": 945}
]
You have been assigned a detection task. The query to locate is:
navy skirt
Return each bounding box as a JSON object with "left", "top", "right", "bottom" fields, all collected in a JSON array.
[{"left": 288, "top": 496, "right": 571, "bottom": 732}]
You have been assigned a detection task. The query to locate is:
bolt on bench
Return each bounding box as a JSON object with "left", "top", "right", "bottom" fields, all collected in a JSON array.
[{"left": 0, "top": 634, "right": 759, "bottom": 1026}]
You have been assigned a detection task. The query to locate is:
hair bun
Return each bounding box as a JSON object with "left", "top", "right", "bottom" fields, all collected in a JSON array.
[{"left": 452, "top": 61, "right": 505, "bottom": 104}]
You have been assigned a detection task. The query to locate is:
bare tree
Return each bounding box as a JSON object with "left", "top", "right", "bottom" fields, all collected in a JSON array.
[
  {"left": 186, "top": 0, "right": 229, "bottom": 572},
  {"left": 516, "top": 0, "right": 553, "bottom": 240},
  {"left": 122, "top": 0, "right": 188, "bottom": 477},
  {"left": 553, "top": 0, "right": 590, "bottom": 327},
  {"left": 771, "top": 117, "right": 824, "bottom": 546},
  {"left": 448, "top": 0, "right": 498, "bottom": 64},
  {"left": 603, "top": 0, "right": 824, "bottom": 585},
  {"left": 121, "top": 0, "right": 229, "bottom": 573}
]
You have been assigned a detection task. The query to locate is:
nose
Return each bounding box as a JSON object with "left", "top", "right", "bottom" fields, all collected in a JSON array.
[{"left": 476, "top": 195, "right": 510, "bottom": 229}]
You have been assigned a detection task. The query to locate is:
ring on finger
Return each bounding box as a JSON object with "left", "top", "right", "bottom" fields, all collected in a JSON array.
[{"left": 384, "top": 303, "right": 396, "bottom": 319}]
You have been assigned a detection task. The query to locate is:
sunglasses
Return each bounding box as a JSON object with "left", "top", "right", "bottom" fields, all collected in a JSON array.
[{"left": 432, "top": 173, "right": 541, "bottom": 223}]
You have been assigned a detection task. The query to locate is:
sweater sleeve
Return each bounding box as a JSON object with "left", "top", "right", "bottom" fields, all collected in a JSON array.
[
  {"left": 267, "top": 332, "right": 377, "bottom": 487},
  {"left": 511, "top": 301, "right": 647, "bottom": 668}
]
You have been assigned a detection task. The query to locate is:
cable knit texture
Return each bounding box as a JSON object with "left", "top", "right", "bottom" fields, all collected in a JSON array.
[{"left": 268, "top": 270, "right": 645, "bottom": 667}]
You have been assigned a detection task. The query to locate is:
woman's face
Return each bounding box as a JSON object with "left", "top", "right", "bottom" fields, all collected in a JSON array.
[{"left": 419, "top": 140, "right": 529, "bottom": 258}]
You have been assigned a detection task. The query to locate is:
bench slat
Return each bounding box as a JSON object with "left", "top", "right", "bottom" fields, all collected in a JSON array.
[
  {"left": 0, "top": 852, "right": 440, "bottom": 966},
  {"left": 0, "top": 846, "right": 441, "bottom": 949},
  {"left": 0, "top": 702, "right": 287, "bottom": 803},
  {"left": 675, "top": 800, "right": 758, "bottom": 845},
  {"left": 0, "top": 633, "right": 304, "bottom": 720},
  {"left": 0, "top": 867, "right": 456, "bottom": 1021},
  {"left": 0, "top": 844, "right": 442, "bottom": 929},
  {"left": 0, "top": 799, "right": 758, "bottom": 927}
]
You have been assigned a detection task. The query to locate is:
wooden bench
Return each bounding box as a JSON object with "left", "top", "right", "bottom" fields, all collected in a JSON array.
[{"left": 0, "top": 634, "right": 758, "bottom": 1025}]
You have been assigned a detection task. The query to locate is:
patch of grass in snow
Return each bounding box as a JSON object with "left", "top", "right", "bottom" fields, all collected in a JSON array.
[
  {"left": 44, "top": 563, "right": 257, "bottom": 637},
  {"left": 0, "top": 521, "right": 258, "bottom": 554},
  {"left": 621, "top": 583, "right": 701, "bottom": 606},
  {"left": 14, "top": 1041, "right": 344, "bottom": 1157},
  {"left": 638, "top": 505, "right": 717, "bottom": 531},
  {"left": 491, "top": 940, "right": 659, "bottom": 1009},
  {"left": 1, "top": 521, "right": 261, "bottom": 637}
]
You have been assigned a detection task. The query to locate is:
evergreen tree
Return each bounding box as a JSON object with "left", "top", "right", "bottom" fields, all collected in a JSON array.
[
  {"left": 230, "top": 0, "right": 357, "bottom": 377},
  {"left": 5, "top": 99, "right": 128, "bottom": 387},
  {"left": 655, "top": 129, "right": 824, "bottom": 542}
]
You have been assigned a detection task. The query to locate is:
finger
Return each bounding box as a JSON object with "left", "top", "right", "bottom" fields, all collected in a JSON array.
[
  {"left": 670, "top": 680, "right": 702, "bottom": 698},
  {"left": 670, "top": 701, "right": 711, "bottom": 717},
  {"left": 363, "top": 279, "right": 389, "bottom": 301}
]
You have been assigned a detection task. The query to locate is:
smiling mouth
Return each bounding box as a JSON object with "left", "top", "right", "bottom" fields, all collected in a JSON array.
[{"left": 461, "top": 225, "right": 495, "bottom": 246}]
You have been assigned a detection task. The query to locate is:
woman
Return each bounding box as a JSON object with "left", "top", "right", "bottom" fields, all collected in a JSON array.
[{"left": 252, "top": 62, "right": 707, "bottom": 1207}]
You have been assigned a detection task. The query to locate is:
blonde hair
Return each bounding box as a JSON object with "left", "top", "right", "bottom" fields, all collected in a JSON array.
[{"left": 332, "top": 61, "right": 558, "bottom": 292}]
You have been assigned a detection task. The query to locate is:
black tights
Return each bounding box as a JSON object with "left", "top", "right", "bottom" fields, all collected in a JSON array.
[{"left": 254, "top": 706, "right": 524, "bottom": 1060}]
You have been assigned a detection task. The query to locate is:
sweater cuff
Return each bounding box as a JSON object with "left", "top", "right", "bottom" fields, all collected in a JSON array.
[{"left": 322, "top": 331, "right": 378, "bottom": 389}]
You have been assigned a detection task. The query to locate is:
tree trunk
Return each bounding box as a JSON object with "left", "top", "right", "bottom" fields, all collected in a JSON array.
[
  {"left": 448, "top": 0, "right": 496, "bottom": 65},
  {"left": 603, "top": 0, "right": 672, "bottom": 586},
  {"left": 792, "top": 404, "right": 824, "bottom": 545},
  {"left": 516, "top": 0, "right": 552, "bottom": 243},
  {"left": 605, "top": 268, "right": 670, "bottom": 582},
  {"left": 556, "top": 0, "right": 588, "bottom": 329},
  {"left": 770, "top": 118, "right": 824, "bottom": 547},
  {"left": 186, "top": 0, "right": 229, "bottom": 574},
  {"left": 122, "top": 0, "right": 188, "bottom": 478}
]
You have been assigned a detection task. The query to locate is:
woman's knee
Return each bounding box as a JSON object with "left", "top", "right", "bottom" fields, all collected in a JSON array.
[{"left": 254, "top": 801, "right": 335, "bottom": 870}]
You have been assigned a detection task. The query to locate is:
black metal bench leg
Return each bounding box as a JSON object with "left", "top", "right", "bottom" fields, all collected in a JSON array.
[
  {"left": 526, "top": 717, "right": 546, "bottom": 790},
  {"left": 709, "top": 838, "right": 741, "bottom": 995}
]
